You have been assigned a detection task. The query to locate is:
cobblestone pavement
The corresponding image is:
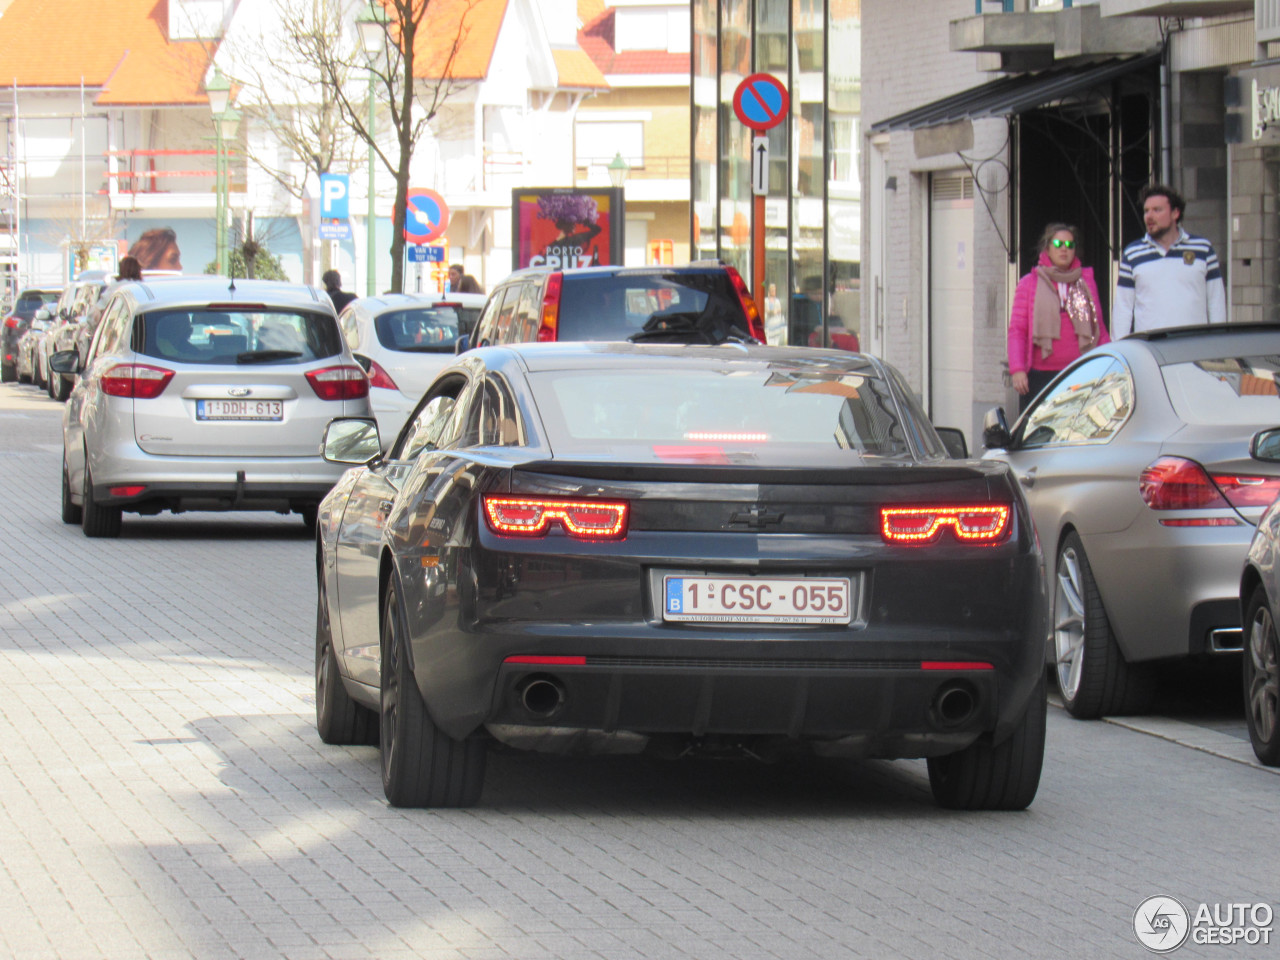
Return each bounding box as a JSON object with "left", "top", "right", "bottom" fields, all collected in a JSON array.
[{"left": 0, "top": 382, "right": 1275, "bottom": 960}]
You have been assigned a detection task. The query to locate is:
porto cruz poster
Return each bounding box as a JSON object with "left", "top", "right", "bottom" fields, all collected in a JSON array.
[{"left": 512, "top": 188, "right": 625, "bottom": 270}]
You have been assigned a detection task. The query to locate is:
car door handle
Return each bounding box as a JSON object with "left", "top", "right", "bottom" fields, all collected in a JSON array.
[{"left": 1018, "top": 467, "right": 1037, "bottom": 488}]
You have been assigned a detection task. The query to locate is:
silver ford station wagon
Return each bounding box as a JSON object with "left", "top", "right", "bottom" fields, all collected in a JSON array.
[{"left": 51, "top": 277, "right": 372, "bottom": 537}]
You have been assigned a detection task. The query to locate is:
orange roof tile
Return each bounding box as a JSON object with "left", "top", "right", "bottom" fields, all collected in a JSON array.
[
  {"left": 578, "top": 8, "right": 689, "bottom": 77},
  {"left": 577, "top": 0, "right": 606, "bottom": 25},
  {"left": 553, "top": 48, "right": 608, "bottom": 89},
  {"left": 410, "top": 0, "right": 508, "bottom": 80},
  {"left": 0, "top": 0, "right": 213, "bottom": 105}
]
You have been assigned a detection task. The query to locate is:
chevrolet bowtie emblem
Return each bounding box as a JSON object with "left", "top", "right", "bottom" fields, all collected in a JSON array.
[{"left": 729, "top": 505, "right": 784, "bottom": 528}]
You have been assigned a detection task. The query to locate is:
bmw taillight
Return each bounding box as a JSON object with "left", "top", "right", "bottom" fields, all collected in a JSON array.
[
  {"left": 880, "top": 505, "right": 1011, "bottom": 544},
  {"left": 306, "top": 365, "right": 369, "bottom": 400},
  {"left": 1139, "top": 455, "right": 1276, "bottom": 522},
  {"left": 101, "top": 363, "right": 174, "bottom": 399},
  {"left": 365, "top": 359, "right": 398, "bottom": 391},
  {"left": 482, "top": 495, "right": 628, "bottom": 540},
  {"left": 537, "top": 272, "right": 563, "bottom": 342},
  {"left": 724, "top": 266, "right": 766, "bottom": 342}
]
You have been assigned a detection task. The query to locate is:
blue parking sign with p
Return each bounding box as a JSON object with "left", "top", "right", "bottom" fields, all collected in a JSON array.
[{"left": 320, "top": 174, "right": 349, "bottom": 220}]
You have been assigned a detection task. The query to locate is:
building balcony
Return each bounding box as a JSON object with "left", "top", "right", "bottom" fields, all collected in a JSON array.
[
  {"left": 1099, "top": 0, "right": 1251, "bottom": 16},
  {"left": 952, "top": 1, "right": 1162, "bottom": 71}
]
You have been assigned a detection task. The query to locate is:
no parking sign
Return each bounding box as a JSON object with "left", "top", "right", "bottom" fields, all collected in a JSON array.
[{"left": 404, "top": 188, "right": 449, "bottom": 244}]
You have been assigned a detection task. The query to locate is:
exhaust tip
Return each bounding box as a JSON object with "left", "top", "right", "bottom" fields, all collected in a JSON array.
[
  {"left": 519, "top": 676, "right": 566, "bottom": 718},
  {"left": 932, "top": 682, "right": 978, "bottom": 728}
]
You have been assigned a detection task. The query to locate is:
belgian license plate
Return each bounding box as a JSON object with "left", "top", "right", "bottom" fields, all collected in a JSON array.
[
  {"left": 197, "top": 399, "right": 283, "bottom": 421},
  {"left": 662, "top": 576, "right": 852, "bottom": 625}
]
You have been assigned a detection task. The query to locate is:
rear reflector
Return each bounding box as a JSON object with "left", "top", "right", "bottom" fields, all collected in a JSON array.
[
  {"left": 483, "top": 495, "right": 628, "bottom": 539},
  {"left": 880, "top": 505, "right": 1011, "bottom": 544},
  {"left": 504, "top": 655, "right": 587, "bottom": 665},
  {"left": 536, "top": 272, "right": 563, "bottom": 342},
  {"left": 101, "top": 363, "right": 174, "bottom": 399},
  {"left": 921, "top": 661, "right": 994, "bottom": 671},
  {"left": 1158, "top": 517, "right": 1241, "bottom": 527},
  {"left": 306, "top": 364, "right": 369, "bottom": 400},
  {"left": 109, "top": 485, "right": 147, "bottom": 498}
]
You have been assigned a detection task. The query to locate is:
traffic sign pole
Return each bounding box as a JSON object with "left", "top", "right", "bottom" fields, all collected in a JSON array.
[{"left": 733, "top": 76, "right": 788, "bottom": 331}]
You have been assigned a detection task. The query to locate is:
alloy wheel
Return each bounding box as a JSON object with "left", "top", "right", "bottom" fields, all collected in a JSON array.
[
  {"left": 1054, "top": 547, "right": 1086, "bottom": 699},
  {"left": 1247, "top": 605, "right": 1280, "bottom": 745}
]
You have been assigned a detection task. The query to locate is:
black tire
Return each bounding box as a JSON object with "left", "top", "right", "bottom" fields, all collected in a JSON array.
[
  {"left": 1, "top": 361, "right": 14, "bottom": 383},
  {"left": 33, "top": 359, "right": 44, "bottom": 389},
  {"left": 61, "top": 460, "right": 82, "bottom": 525},
  {"left": 380, "top": 581, "right": 486, "bottom": 807},
  {"left": 81, "top": 465, "right": 122, "bottom": 538},
  {"left": 1244, "top": 585, "right": 1280, "bottom": 767},
  {"left": 45, "top": 369, "right": 57, "bottom": 399},
  {"left": 928, "top": 673, "right": 1047, "bottom": 810},
  {"left": 53, "top": 373, "right": 71, "bottom": 402},
  {"left": 315, "top": 566, "right": 377, "bottom": 746},
  {"left": 18, "top": 368, "right": 30, "bottom": 384},
  {"left": 1051, "top": 531, "right": 1153, "bottom": 719}
]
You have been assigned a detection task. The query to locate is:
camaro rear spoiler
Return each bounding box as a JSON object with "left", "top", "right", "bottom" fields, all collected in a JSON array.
[{"left": 515, "top": 459, "right": 1001, "bottom": 486}]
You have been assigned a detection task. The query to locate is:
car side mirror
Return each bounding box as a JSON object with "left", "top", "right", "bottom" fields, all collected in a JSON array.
[
  {"left": 935, "top": 427, "right": 969, "bottom": 459},
  {"left": 34, "top": 307, "right": 51, "bottom": 321},
  {"left": 1251, "top": 427, "right": 1280, "bottom": 462},
  {"left": 322, "top": 417, "right": 382, "bottom": 464},
  {"left": 454, "top": 333, "right": 470, "bottom": 355},
  {"left": 982, "top": 406, "right": 1013, "bottom": 450},
  {"left": 49, "top": 349, "right": 82, "bottom": 375}
]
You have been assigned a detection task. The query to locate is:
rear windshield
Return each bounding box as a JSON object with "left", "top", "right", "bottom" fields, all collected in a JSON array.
[
  {"left": 1162, "top": 355, "right": 1280, "bottom": 425},
  {"left": 137, "top": 308, "right": 342, "bottom": 365},
  {"left": 14, "top": 291, "right": 58, "bottom": 317},
  {"left": 558, "top": 272, "right": 748, "bottom": 341},
  {"left": 374, "top": 306, "right": 461, "bottom": 353},
  {"left": 526, "top": 364, "right": 910, "bottom": 465}
]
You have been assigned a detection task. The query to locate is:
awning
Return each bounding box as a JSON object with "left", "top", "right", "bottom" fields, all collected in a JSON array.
[{"left": 869, "top": 53, "right": 1160, "bottom": 133}]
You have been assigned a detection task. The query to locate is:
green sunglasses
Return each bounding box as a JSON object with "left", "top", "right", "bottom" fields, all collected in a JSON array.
[{"left": 1050, "top": 238, "right": 1075, "bottom": 249}]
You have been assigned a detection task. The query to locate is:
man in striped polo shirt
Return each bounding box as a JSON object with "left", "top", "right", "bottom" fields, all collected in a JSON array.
[{"left": 1113, "top": 184, "right": 1226, "bottom": 338}]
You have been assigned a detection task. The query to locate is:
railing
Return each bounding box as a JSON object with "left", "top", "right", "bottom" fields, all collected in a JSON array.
[
  {"left": 104, "top": 148, "right": 231, "bottom": 195},
  {"left": 975, "top": 0, "right": 1076, "bottom": 11},
  {"left": 575, "top": 156, "right": 692, "bottom": 180}
]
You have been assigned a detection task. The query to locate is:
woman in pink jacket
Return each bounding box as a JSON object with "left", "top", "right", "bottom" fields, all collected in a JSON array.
[{"left": 1008, "top": 222, "right": 1109, "bottom": 413}]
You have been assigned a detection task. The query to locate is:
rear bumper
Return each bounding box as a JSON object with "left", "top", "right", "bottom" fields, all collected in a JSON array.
[{"left": 93, "top": 478, "right": 337, "bottom": 513}]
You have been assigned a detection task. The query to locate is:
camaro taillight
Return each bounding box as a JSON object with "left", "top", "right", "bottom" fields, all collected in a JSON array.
[
  {"left": 483, "top": 495, "right": 628, "bottom": 539},
  {"left": 880, "top": 505, "right": 1011, "bottom": 544},
  {"left": 306, "top": 365, "right": 369, "bottom": 400},
  {"left": 724, "top": 266, "right": 766, "bottom": 342},
  {"left": 537, "top": 272, "right": 563, "bottom": 342},
  {"left": 101, "top": 363, "right": 174, "bottom": 399},
  {"left": 365, "top": 359, "right": 398, "bottom": 391}
]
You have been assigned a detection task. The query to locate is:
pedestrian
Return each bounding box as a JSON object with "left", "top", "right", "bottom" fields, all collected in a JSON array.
[
  {"left": 1007, "top": 223, "right": 1108, "bottom": 413},
  {"left": 448, "top": 263, "right": 464, "bottom": 292},
  {"left": 116, "top": 256, "right": 142, "bottom": 282},
  {"left": 458, "top": 274, "right": 484, "bottom": 294},
  {"left": 764, "top": 282, "right": 785, "bottom": 345},
  {"left": 322, "top": 270, "right": 356, "bottom": 312},
  {"left": 1113, "top": 183, "right": 1226, "bottom": 337}
]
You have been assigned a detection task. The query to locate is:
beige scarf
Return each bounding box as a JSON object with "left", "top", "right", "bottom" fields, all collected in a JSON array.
[{"left": 1032, "top": 264, "right": 1099, "bottom": 360}]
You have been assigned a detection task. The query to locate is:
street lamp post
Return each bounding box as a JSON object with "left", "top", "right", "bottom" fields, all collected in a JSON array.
[
  {"left": 357, "top": 3, "right": 389, "bottom": 297},
  {"left": 607, "top": 151, "right": 630, "bottom": 188},
  {"left": 206, "top": 68, "right": 231, "bottom": 275},
  {"left": 216, "top": 108, "right": 240, "bottom": 275}
]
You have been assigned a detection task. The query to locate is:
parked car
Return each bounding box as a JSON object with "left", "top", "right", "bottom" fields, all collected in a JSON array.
[
  {"left": 46, "top": 280, "right": 106, "bottom": 400},
  {"left": 337, "top": 293, "right": 468, "bottom": 442},
  {"left": 460, "top": 264, "right": 765, "bottom": 350},
  {"left": 2, "top": 286, "right": 61, "bottom": 382},
  {"left": 313, "top": 341, "right": 1048, "bottom": 810},
  {"left": 1238, "top": 426, "right": 1280, "bottom": 766},
  {"left": 415, "top": 290, "right": 486, "bottom": 336},
  {"left": 982, "top": 323, "right": 1280, "bottom": 719},
  {"left": 51, "top": 277, "right": 372, "bottom": 537},
  {"left": 16, "top": 306, "right": 58, "bottom": 385}
]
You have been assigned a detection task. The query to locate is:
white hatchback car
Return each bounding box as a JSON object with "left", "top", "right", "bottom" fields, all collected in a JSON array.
[
  {"left": 338, "top": 292, "right": 482, "bottom": 442},
  {"left": 52, "top": 277, "right": 372, "bottom": 537}
]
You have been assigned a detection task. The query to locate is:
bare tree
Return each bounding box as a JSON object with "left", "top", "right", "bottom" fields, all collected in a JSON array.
[
  {"left": 317, "top": 0, "right": 477, "bottom": 292},
  {"left": 44, "top": 214, "right": 119, "bottom": 274}
]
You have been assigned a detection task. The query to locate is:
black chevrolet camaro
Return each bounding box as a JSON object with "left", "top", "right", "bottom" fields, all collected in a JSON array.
[{"left": 314, "top": 342, "right": 1048, "bottom": 810}]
